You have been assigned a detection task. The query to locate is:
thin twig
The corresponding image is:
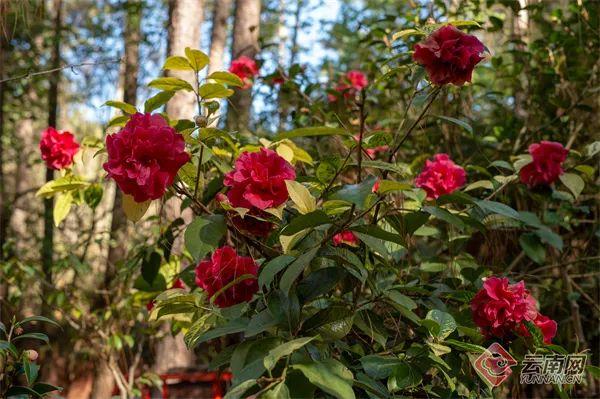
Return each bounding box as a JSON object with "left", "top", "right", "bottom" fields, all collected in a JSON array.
[{"left": 0, "top": 59, "right": 122, "bottom": 83}]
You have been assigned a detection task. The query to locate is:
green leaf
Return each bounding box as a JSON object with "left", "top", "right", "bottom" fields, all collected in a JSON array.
[
  {"left": 559, "top": 173, "right": 584, "bottom": 199},
  {"left": 330, "top": 176, "right": 377, "bottom": 209},
  {"left": 83, "top": 184, "right": 103, "bottom": 209},
  {"left": 391, "top": 29, "right": 424, "bottom": 41},
  {"left": 198, "top": 83, "right": 234, "bottom": 99},
  {"left": 448, "top": 20, "right": 481, "bottom": 27},
  {"left": 13, "top": 332, "right": 49, "bottom": 344},
  {"left": 245, "top": 310, "right": 278, "bottom": 337},
  {"left": 163, "top": 55, "right": 193, "bottom": 71},
  {"left": 475, "top": 199, "right": 520, "bottom": 219},
  {"left": 53, "top": 192, "right": 72, "bottom": 226},
  {"left": 535, "top": 228, "right": 563, "bottom": 251},
  {"left": 17, "top": 316, "right": 60, "bottom": 329},
  {"left": 264, "top": 337, "right": 315, "bottom": 371},
  {"left": 148, "top": 77, "right": 194, "bottom": 92},
  {"left": 587, "top": 365, "right": 600, "bottom": 379},
  {"left": 223, "top": 379, "right": 256, "bottom": 399},
  {"left": 103, "top": 100, "right": 137, "bottom": 115},
  {"left": 184, "top": 215, "right": 227, "bottom": 262},
  {"left": 279, "top": 247, "right": 319, "bottom": 294},
  {"left": 141, "top": 251, "right": 162, "bottom": 284},
  {"left": 423, "top": 206, "right": 465, "bottom": 230},
  {"left": 36, "top": 175, "right": 88, "bottom": 198},
  {"left": 519, "top": 233, "right": 545, "bottom": 264},
  {"left": 276, "top": 126, "right": 349, "bottom": 140},
  {"left": 385, "top": 290, "right": 417, "bottom": 310},
  {"left": 445, "top": 339, "right": 486, "bottom": 353},
  {"left": 144, "top": 91, "right": 176, "bottom": 113},
  {"left": 387, "top": 362, "right": 421, "bottom": 393},
  {"left": 297, "top": 267, "right": 346, "bottom": 302},
  {"left": 350, "top": 225, "right": 405, "bottom": 245},
  {"left": 291, "top": 359, "right": 355, "bottom": 399},
  {"left": 280, "top": 211, "right": 331, "bottom": 236},
  {"left": 425, "top": 310, "right": 457, "bottom": 339},
  {"left": 106, "top": 114, "right": 130, "bottom": 128},
  {"left": 258, "top": 255, "right": 295, "bottom": 288},
  {"left": 375, "top": 180, "right": 412, "bottom": 194},
  {"left": 207, "top": 71, "right": 244, "bottom": 87},
  {"left": 285, "top": 180, "right": 316, "bottom": 214},
  {"left": 432, "top": 115, "right": 473, "bottom": 135},
  {"left": 6, "top": 386, "right": 42, "bottom": 397},
  {"left": 23, "top": 359, "right": 39, "bottom": 385},
  {"left": 360, "top": 355, "right": 403, "bottom": 379},
  {"left": 122, "top": 194, "right": 150, "bottom": 222},
  {"left": 185, "top": 47, "right": 210, "bottom": 71},
  {"left": 194, "top": 318, "right": 249, "bottom": 346},
  {"left": 261, "top": 382, "right": 290, "bottom": 399},
  {"left": 420, "top": 262, "right": 446, "bottom": 272},
  {"left": 32, "top": 382, "right": 61, "bottom": 395}
]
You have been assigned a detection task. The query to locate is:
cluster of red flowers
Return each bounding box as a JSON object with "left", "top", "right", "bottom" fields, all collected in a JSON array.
[
  {"left": 328, "top": 70, "right": 368, "bottom": 102},
  {"left": 471, "top": 277, "right": 557, "bottom": 343},
  {"left": 519, "top": 141, "right": 568, "bottom": 187},
  {"left": 195, "top": 246, "right": 259, "bottom": 308},
  {"left": 222, "top": 148, "right": 296, "bottom": 237},
  {"left": 103, "top": 113, "right": 190, "bottom": 203},
  {"left": 229, "top": 56, "right": 259, "bottom": 89},
  {"left": 39, "top": 127, "right": 80, "bottom": 170}
]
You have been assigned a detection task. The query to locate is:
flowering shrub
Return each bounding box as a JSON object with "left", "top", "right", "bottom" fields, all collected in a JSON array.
[{"left": 33, "top": 22, "right": 598, "bottom": 398}]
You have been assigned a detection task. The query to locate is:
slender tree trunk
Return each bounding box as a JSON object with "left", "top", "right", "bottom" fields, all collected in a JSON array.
[
  {"left": 91, "top": 3, "right": 142, "bottom": 399},
  {"left": 0, "top": 26, "right": 7, "bottom": 263},
  {"left": 42, "top": 0, "right": 62, "bottom": 301},
  {"left": 154, "top": 0, "right": 203, "bottom": 375},
  {"left": 207, "top": 0, "right": 232, "bottom": 75},
  {"left": 226, "top": 0, "right": 261, "bottom": 133}
]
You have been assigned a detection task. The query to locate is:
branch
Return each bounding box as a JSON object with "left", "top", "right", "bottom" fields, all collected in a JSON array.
[{"left": 0, "top": 59, "right": 122, "bottom": 83}]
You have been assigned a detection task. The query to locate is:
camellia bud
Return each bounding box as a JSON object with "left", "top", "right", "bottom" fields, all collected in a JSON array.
[
  {"left": 14, "top": 326, "right": 24, "bottom": 335},
  {"left": 194, "top": 115, "right": 208, "bottom": 128},
  {"left": 24, "top": 350, "right": 39, "bottom": 361}
]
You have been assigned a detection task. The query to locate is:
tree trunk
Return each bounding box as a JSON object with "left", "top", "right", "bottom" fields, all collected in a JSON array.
[
  {"left": 166, "top": 0, "right": 203, "bottom": 120},
  {"left": 91, "top": 3, "right": 142, "bottom": 398},
  {"left": 207, "top": 0, "right": 232, "bottom": 75},
  {"left": 42, "top": 0, "right": 62, "bottom": 303},
  {"left": 154, "top": 0, "right": 203, "bottom": 375},
  {"left": 226, "top": 0, "right": 261, "bottom": 133}
]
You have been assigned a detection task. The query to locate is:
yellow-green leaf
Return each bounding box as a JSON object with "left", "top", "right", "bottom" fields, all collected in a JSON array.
[
  {"left": 559, "top": 173, "right": 585, "bottom": 199},
  {"left": 207, "top": 71, "right": 244, "bottom": 87},
  {"left": 103, "top": 100, "right": 137, "bottom": 115},
  {"left": 391, "top": 29, "right": 424, "bottom": 42},
  {"left": 36, "top": 175, "right": 88, "bottom": 198},
  {"left": 198, "top": 83, "right": 234, "bottom": 99},
  {"left": 285, "top": 180, "right": 316, "bottom": 214},
  {"left": 184, "top": 47, "right": 209, "bottom": 71},
  {"left": 163, "top": 56, "right": 193, "bottom": 71},
  {"left": 122, "top": 194, "right": 150, "bottom": 222},
  {"left": 148, "top": 77, "right": 194, "bottom": 92},
  {"left": 53, "top": 192, "right": 73, "bottom": 226}
]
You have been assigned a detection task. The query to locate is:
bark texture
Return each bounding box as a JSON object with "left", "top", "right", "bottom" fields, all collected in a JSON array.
[
  {"left": 207, "top": 0, "right": 232, "bottom": 74},
  {"left": 226, "top": 0, "right": 261, "bottom": 133}
]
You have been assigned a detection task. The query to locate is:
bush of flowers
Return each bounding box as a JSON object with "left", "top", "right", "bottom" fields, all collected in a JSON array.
[{"left": 34, "top": 23, "right": 598, "bottom": 398}]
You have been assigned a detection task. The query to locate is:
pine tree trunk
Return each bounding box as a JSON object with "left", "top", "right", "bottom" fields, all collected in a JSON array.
[
  {"left": 154, "top": 0, "right": 204, "bottom": 375},
  {"left": 91, "top": 3, "right": 142, "bottom": 398},
  {"left": 42, "top": 0, "right": 62, "bottom": 305},
  {"left": 226, "top": 0, "right": 261, "bottom": 133},
  {"left": 207, "top": 0, "right": 232, "bottom": 74}
]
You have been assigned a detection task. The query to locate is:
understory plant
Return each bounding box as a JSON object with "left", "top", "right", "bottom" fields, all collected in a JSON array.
[{"left": 35, "top": 21, "right": 598, "bottom": 399}]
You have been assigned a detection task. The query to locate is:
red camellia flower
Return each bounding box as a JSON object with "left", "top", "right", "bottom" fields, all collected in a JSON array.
[
  {"left": 471, "top": 277, "right": 557, "bottom": 343},
  {"left": 413, "top": 25, "right": 485, "bottom": 86},
  {"left": 346, "top": 70, "right": 368, "bottom": 90},
  {"left": 332, "top": 231, "right": 360, "bottom": 247},
  {"left": 471, "top": 277, "right": 538, "bottom": 339},
  {"left": 224, "top": 148, "right": 296, "bottom": 210},
  {"left": 195, "top": 246, "right": 259, "bottom": 308},
  {"left": 328, "top": 70, "right": 368, "bottom": 102},
  {"left": 231, "top": 212, "right": 274, "bottom": 237},
  {"left": 415, "top": 153, "right": 466, "bottom": 199},
  {"left": 229, "top": 56, "right": 259, "bottom": 89},
  {"left": 519, "top": 141, "right": 568, "bottom": 188},
  {"left": 372, "top": 179, "right": 380, "bottom": 193},
  {"left": 39, "top": 127, "right": 80, "bottom": 170},
  {"left": 103, "top": 113, "right": 190, "bottom": 203}
]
